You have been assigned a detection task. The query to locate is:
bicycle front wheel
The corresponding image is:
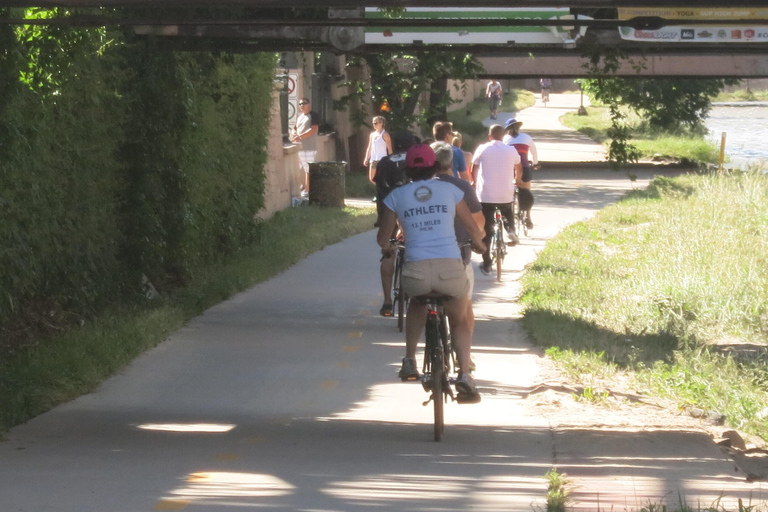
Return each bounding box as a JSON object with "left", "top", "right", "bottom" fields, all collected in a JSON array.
[
  {"left": 427, "top": 315, "right": 444, "bottom": 441},
  {"left": 394, "top": 251, "right": 406, "bottom": 332}
]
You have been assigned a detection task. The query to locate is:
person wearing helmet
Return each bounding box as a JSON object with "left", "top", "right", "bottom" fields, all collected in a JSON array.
[{"left": 376, "top": 144, "right": 486, "bottom": 397}]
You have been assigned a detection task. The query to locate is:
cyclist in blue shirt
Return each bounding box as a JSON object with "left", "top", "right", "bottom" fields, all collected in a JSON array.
[{"left": 377, "top": 144, "right": 485, "bottom": 397}]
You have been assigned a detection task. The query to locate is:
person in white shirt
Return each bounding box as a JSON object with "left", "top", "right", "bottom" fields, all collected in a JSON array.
[
  {"left": 485, "top": 79, "right": 503, "bottom": 120},
  {"left": 471, "top": 124, "right": 523, "bottom": 275},
  {"left": 503, "top": 118, "right": 538, "bottom": 229},
  {"left": 363, "top": 116, "right": 393, "bottom": 184},
  {"left": 291, "top": 98, "right": 321, "bottom": 196}
]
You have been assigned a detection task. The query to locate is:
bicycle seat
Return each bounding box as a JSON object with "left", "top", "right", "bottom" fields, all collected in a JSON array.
[{"left": 411, "top": 292, "right": 453, "bottom": 305}]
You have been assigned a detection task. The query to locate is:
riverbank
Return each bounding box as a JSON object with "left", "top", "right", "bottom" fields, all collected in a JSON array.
[{"left": 561, "top": 105, "right": 720, "bottom": 164}]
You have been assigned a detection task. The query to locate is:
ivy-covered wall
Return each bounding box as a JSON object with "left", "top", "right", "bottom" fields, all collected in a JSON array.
[{"left": 0, "top": 13, "right": 275, "bottom": 344}]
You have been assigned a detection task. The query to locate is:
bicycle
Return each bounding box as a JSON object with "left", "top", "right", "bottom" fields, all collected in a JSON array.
[
  {"left": 415, "top": 293, "right": 477, "bottom": 441},
  {"left": 541, "top": 89, "right": 550, "bottom": 106},
  {"left": 489, "top": 207, "right": 508, "bottom": 282},
  {"left": 515, "top": 189, "right": 529, "bottom": 238},
  {"left": 390, "top": 238, "right": 408, "bottom": 332}
]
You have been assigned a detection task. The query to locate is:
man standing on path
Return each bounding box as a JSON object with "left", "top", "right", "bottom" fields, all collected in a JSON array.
[
  {"left": 291, "top": 98, "right": 321, "bottom": 196},
  {"left": 472, "top": 124, "right": 522, "bottom": 275},
  {"left": 432, "top": 121, "right": 470, "bottom": 182},
  {"left": 485, "top": 79, "right": 503, "bottom": 120}
]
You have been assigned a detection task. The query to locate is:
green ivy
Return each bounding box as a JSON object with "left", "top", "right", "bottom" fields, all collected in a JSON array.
[{"left": 0, "top": 12, "right": 275, "bottom": 348}]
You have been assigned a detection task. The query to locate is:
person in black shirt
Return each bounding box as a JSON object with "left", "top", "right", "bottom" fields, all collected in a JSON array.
[{"left": 374, "top": 131, "right": 419, "bottom": 316}]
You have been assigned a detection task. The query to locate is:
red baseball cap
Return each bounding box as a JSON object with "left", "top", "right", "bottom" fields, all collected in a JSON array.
[{"left": 405, "top": 144, "right": 436, "bottom": 168}]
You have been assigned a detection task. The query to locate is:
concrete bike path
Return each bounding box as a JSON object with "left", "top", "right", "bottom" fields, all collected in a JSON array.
[
  {"left": 0, "top": 170, "right": 763, "bottom": 511},
  {"left": 485, "top": 92, "right": 607, "bottom": 163}
]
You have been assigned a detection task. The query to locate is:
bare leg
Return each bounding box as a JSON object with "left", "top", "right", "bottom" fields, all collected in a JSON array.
[
  {"left": 380, "top": 254, "right": 395, "bottom": 305},
  {"left": 405, "top": 300, "right": 428, "bottom": 360},
  {"left": 443, "top": 296, "right": 471, "bottom": 373}
]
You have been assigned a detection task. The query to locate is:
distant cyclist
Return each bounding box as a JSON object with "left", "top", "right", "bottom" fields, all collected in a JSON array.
[
  {"left": 471, "top": 125, "right": 522, "bottom": 275},
  {"left": 376, "top": 144, "right": 485, "bottom": 396},
  {"left": 486, "top": 79, "right": 503, "bottom": 120},
  {"left": 540, "top": 78, "right": 551, "bottom": 103},
  {"left": 503, "top": 118, "right": 537, "bottom": 229}
]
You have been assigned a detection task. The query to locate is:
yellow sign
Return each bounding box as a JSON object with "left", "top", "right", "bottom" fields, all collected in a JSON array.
[{"left": 619, "top": 8, "right": 768, "bottom": 20}]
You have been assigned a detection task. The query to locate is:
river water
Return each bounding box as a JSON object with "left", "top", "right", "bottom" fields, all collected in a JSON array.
[{"left": 706, "top": 103, "right": 768, "bottom": 168}]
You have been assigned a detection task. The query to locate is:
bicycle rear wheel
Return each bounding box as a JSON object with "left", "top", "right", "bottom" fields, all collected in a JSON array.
[{"left": 426, "top": 314, "right": 444, "bottom": 441}]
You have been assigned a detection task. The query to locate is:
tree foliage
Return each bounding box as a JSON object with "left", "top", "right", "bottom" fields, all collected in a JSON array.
[
  {"left": 364, "top": 51, "right": 483, "bottom": 132},
  {"left": 580, "top": 77, "right": 738, "bottom": 132},
  {"left": 578, "top": 45, "right": 736, "bottom": 169},
  {"left": 1, "top": 7, "right": 275, "bottom": 346}
]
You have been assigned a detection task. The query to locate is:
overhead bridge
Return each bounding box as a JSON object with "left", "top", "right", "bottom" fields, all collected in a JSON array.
[{"left": 2, "top": 1, "right": 768, "bottom": 77}]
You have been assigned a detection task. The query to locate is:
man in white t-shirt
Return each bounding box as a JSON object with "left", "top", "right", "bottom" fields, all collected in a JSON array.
[
  {"left": 291, "top": 98, "right": 321, "bottom": 196},
  {"left": 471, "top": 124, "right": 522, "bottom": 275}
]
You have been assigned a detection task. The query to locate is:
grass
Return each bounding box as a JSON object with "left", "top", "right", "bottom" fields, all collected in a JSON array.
[
  {"left": 561, "top": 105, "right": 720, "bottom": 164},
  {"left": 0, "top": 204, "right": 376, "bottom": 432},
  {"left": 712, "top": 89, "right": 768, "bottom": 102},
  {"left": 521, "top": 170, "right": 768, "bottom": 441},
  {"left": 448, "top": 88, "right": 536, "bottom": 151},
  {"left": 545, "top": 467, "right": 570, "bottom": 512},
  {"left": 346, "top": 171, "right": 376, "bottom": 198}
]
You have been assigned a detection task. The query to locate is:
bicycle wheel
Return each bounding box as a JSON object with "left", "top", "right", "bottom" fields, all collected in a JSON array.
[
  {"left": 519, "top": 209, "right": 528, "bottom": 237},
  {"left": 426, "top": 314, "right": 444, "bottom": 441},
  {"left": 494, "top": 222, "right": 504, "bottom": 282},
  {"left": 394, "top": 250, "right": 406, "bottom": 332}
]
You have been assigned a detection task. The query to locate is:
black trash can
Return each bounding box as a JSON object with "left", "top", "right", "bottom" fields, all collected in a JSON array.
[{"left": 308, "top": 161, "right": 346, "bottom": 208}]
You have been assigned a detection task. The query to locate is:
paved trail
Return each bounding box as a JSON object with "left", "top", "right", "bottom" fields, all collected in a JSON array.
[{"left": 1, "top": 97, "right": 764, "bottom": 511}]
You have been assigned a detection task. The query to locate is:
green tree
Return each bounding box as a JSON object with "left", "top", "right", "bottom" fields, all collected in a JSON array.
[
  {"left": 364, "top": 51, "right": 483, "bottom": 132},
  {"left": 580, "top": 77, "right": 738, "bottom": 131}
]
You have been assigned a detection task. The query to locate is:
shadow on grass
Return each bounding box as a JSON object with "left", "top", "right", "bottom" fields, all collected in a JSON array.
[{"left": 521, "top": 308, "right": 679, "bottom": 369}]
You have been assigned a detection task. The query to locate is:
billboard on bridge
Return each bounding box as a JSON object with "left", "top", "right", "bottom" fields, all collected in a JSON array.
[
  {"left": 618, "top": 8, "right": 768, "bottom": 43},
  {"left": 364, "top": 8, "right": 589, "bottom": 45}
]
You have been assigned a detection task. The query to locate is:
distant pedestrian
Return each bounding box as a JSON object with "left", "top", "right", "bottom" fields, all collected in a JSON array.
[
  {"left": 291, "top": 98, "right": 321, "bottom": 196},
  {"left": 486, "top": 79, "right": 503, "bottom": 120},
  {"left": 363, "top": 116, "right": 393, "bottom": 185}
]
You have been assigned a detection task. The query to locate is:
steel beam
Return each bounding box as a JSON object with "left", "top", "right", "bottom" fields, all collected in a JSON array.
[
  {"left": 4, "top": 0, "right": 768, "bottom": 8},
  {"left": 480, "top": 53, "right": 768, "bottom": 77},
  {"left": 3, "top": 16, "right": 768, "bottom": 30}
]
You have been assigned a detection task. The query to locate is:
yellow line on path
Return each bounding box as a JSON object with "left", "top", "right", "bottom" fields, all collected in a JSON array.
[{"left": 154, "top": 499, "right": 190, "bottom": 510}]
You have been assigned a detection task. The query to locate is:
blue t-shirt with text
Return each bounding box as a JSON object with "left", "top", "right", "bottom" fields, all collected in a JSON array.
[{"left": 383, "top": 179, "right": 464, "bottom": 262}]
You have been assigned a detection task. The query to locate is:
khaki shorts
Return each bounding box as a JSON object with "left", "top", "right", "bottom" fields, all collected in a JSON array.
[{"left": 402, "top": 258, "right": 469, "bottom": 299}]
